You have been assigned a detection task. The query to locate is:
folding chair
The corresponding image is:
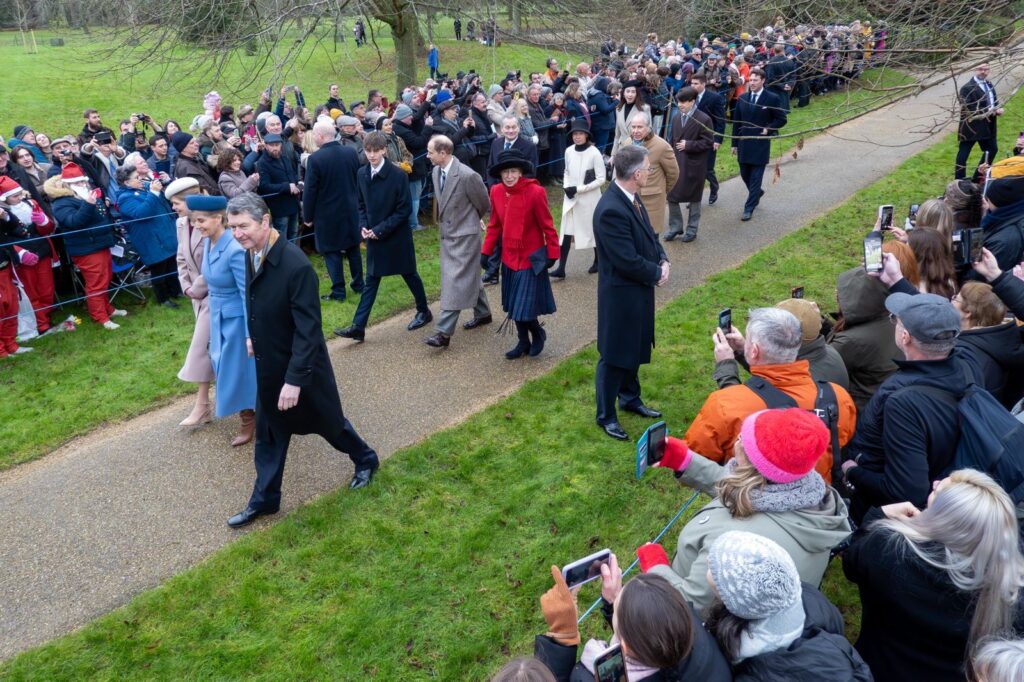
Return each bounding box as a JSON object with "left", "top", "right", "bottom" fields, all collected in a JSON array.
[{"left": 108, "top": 234, "right": 146, "bottom": 304}]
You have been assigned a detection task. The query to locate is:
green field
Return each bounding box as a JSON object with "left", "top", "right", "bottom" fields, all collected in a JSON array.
[
  {"left": 0, "top": 23, "right": 913, "bottom": 469},
  {"left": 4, "top": 71, "right": 1018, "bottom": 682}
]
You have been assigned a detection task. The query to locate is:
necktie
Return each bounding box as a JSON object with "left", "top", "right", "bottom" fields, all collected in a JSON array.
[
  {"left": 253, "top": 251, "right": 262, "bottom": 272},
  {"left": 440, "top": 169, "right": 447, "bottom": 195},
  {"left": 504, "top": 141, "right": 512, "bottom": 151},
  {"left": 751, "top": 92, "right": 759, "bottom": 107}
]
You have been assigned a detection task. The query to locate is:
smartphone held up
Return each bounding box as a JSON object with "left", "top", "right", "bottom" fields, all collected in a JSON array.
[
  {"left": 562, "top": 549, "right": 613, "bottom": 590},
  {"left": 636, "top": 421, "right": 667, "bottom": 479},
  {"left": 864, "top": 231, "right": 883, "bottom": 274}
]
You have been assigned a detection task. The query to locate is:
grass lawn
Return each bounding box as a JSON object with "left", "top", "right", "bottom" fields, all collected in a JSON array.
[
  {"left": 6, "top": 77, "right": 1019, "bottom": 682},
  {"left": 0, "top": 32, "right": 911, "bottom": 469}
]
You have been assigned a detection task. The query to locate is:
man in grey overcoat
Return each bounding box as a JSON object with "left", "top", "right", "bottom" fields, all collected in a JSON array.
[{"left": 423, "top": 135, "right": 492, "bottom": 348}]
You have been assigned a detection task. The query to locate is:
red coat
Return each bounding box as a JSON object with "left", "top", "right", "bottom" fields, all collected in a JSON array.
[{"left": 482, "top": 177, "right": 559, "bottom": 271}]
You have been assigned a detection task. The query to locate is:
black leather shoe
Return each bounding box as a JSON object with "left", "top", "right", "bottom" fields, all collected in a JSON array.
[
  {"left": 600, "top": 421, "right": 629, "bottom": 441},
  {"left": 708, "top": 193, "right": 718, "bottom": 205},
  {"left": 161, "top": 300, "right": 180, "bottom": 308},
  {"left": 624, "top": 404, "right": 663, "bottom": 419},
  {"left": 227, "top": 505, "right": 278, "bottom": 528},
  {"left": 463, "top": 314, "right": 492, "bottom": 330},
  {"left": 662, "top": 231, "right": 680, "bottom": 242},
  {"left": 335, "top": 325, "right": 365, "bottom": 342},
  {"left": 407, "top": 310, "right": 433, "bottom": 331},
  {"left": 482, "top": 275, "right": 498, "bottom": 285},
  {"left": 350, "top": 462, "right": 379, "bottom": 490},
  {"left": 741, "top": 211, "right": 753, "bottom": 221},
  {"left": 424, "top": 332, "right": 450, "bottom": 348},
  {"left": 321, "top": 294, "right": 346, "bottom": 302},
  {"left": 681, "top": 230, "right": 697, "bottom": 243}
]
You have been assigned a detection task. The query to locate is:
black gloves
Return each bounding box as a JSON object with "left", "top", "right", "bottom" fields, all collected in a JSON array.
[
  {"left": 481, "top": 253, "right": 490, "bottom": 269},
  {"left": 564, "top": 186, "right": 577, "bottom": 199},
  {"left": 545, "top": 258, "right": 557, "bottom": 270}
]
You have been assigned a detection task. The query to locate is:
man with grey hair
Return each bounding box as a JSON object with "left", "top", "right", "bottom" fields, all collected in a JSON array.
[
  {"left": 629, "top": 111, "right": 678, "bottom": 233},
  {"left": 591, "top": 144, "right": 670, "bottom": 440},
  {"left": 842, "top": 293, "right": 974, "bottom": 522},
  {"left": 685, "top": 306, "right": 856, "bottom": 478},
  {"left": 225, "top": 192, "right": 379, "bottom": 528}
]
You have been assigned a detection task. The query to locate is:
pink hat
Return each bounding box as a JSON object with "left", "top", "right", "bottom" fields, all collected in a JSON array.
[{"left": 739, "top": 409, "right": 828, "bottom": 483}]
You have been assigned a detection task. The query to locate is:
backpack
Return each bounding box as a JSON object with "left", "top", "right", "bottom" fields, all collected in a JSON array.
[
  {"left": 744, "top": 376, "right": 843, "bottom": 485},
  {"left": 905, "top": 383, "right": 1024, "bottom": 505}
]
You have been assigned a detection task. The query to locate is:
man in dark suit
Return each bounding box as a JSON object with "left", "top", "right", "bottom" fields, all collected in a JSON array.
[
  {"left": 225, "top": 193, "right": 379, "bottom": 528},
  {"left": 303, "top": 121, "right": 364, "bottom": 302},
  {"left": 256, "top": 133, "right": 301, "bottom": 241},
  {"left": 691, "top": 74, "right": 726, "bottom": 204},
  {"left": 731, "top": 68, "right": 787, "bottom": 222},
  {"left": 955, "top": 62, "right": 1004, "bottom": 179},
  {"left": 481, "top": 115, "right": 539, "bottom": 284},
  {"left": 764, "top": 43, "right": 797, "bottom": 113},
  {"left": 592, "top": 145, "right": 669, "bottom": 441},
  {"left": 335, "top": 132, "right": 432, "bottom": 342},
  {"left": 666, "top": 87, "right": 714, "bottom": 243}
]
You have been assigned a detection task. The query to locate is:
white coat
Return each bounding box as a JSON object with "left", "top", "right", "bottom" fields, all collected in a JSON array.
[{"left": 560, "top": 144, "right": 605, "bottom": 249}]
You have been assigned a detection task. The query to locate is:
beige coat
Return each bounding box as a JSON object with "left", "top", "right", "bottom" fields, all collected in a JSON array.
[
  {"left": 175, "top": 216, "right": 214, "bottom": 383},
  {"left": 433, "top": 158, "right": 491, "bottom": 311},
  {"left": 612, "top": 103, "right": 651, "bottom": 154},
  {"left": 560, "top": 144, "right": 605, "bottom": 249},
  {"left": 640, "top": 134, "right": 679, "bottom": 232}
]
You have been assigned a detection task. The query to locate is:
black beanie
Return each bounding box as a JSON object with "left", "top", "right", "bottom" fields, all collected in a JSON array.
[{"left": 986, "top": 177, "right": 1024, "bottom": 208}]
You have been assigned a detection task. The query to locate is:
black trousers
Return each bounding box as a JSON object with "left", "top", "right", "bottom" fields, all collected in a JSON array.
[
  {"left": 469, "top": 155, "right": 489, "bottom": 181},
  {"left": 706, "top": 147, "right": 719, "bottom": 195},
  {"left": 595, "top": 357, "right": 643, "bottom": 425},
  {"left": 148, "top": 256, "right": 182, "bottom": 303},
  {"left": 739, "top": 163, "right": 766, "bottom": 213},
  {"left": 352, "top": 271, "right": 429, "bottom": 329},
  {"left": 954, "top": 137, "right": 998, "bottom": 180},
  {"left": 484, "top": 238, "right": 502, "bottom": 280},
  {"left": 248, "top": 413, "right": 378, "bottom": 511}
]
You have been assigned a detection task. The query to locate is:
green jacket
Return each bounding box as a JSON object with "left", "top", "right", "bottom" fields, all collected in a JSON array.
[{"left": 664, "top": 453, "right": 852, "bottom": 613}]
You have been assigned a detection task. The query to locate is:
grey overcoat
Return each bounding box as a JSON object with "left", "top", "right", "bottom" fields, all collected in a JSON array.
[{"left": 433, "top": 157, "right": 491, "bottom": 311}]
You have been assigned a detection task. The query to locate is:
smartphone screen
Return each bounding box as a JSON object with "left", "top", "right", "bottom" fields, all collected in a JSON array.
[
  {"left": 864, "top": 232, "right": 883, "bottom": 273},
  {"left": 909, "top": 203, "right": 919, "bottom": 220},
  {"left": 562, "top": 549, "right": 612, "bottom": 589},
  {"left": 791, "top": 286, "right": 804, "bottom": 299},
  {"left": 594, "top": 645, "right": 627, "bottom": 682},
  {"left": 879, "top": 205, "right": 894, "bottom": 230},
  {"left": 969, "top": 228, "right": 985, "bottom": 262},
  {"left": 647, "top": 422, "right": 666, "bottom": 466},
  {"left": 718, "top": 308, "right": 732, "bottom": 332}
]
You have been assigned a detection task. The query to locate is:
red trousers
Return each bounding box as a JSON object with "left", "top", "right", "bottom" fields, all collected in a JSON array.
[
  {"left": 0, "top": 266, "right": 18, "bottom": 355},
  {"left": 72, "top": 250, "right": 114, "bottom": 324},
  {"left": 16, "top": 256, "right": 55, "bottom": 333}
]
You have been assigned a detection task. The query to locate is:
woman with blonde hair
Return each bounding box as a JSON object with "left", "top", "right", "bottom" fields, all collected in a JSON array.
[
  {"left": 916, "top": 197, "right": 956, "bottom": 241},
  {"left": 973, "top": 638, "right": 1024, "bottom": 682},
  {"left": 844, "top": 469, "right": 1024, "bottom": 682},
  {"left": 643, "top": 408, "right": 851, "bottom": 612}
]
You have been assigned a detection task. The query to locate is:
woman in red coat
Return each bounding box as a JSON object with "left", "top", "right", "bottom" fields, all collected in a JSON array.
[{"left": 482, "top": 150, "right": 560, "bottom": 358}]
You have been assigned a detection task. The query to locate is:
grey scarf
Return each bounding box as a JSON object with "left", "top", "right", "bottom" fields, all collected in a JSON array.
[{"left": 725, "top": 458, "right": 827, "bottom": 512}]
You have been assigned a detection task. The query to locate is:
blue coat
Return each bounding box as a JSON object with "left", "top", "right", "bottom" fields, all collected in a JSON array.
[
  {"left": 357, "top": 160, "right": 416, "bottom": 277},
  {"left": 115, "top": 188, "right": 178, "bottom": 265},
  {"left": 203, "top": 231, "right": 257, "bottom": 417},
  {"left": 45, "top": 176, "right": 116, "bottom": 258},
  {"left": 257, "top": 153, "right": 300, "bottom": 218},
  {"left": 731, "top": 88, "right": 787, "bottom": 166},
  {"left": 301, "top": 141, "right": 362, "bottom": 252},
  {"left": 428, "top": 47, "right": 439, "bottom": 69},
  {"left": 589, "top": 88, "right": 617, "bottom": 133}
]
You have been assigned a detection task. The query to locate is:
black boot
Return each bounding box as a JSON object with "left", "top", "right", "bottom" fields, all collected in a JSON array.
[
  {"left": 505, "top": 321, "right": 531, "bottom": 359},
  {"left": 527, "top": 320, "right": 546, "bottom": 357},
  {"left": 550, "top": 236, "right": 572, "bottom": 279},
  {"left": 587, "top": 249, "right": 599, "bottom": 274}
]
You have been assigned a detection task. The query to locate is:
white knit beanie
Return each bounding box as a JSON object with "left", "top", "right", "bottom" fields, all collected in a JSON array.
[{"left": 708, "top": 531, "right": 801, "bottom": 619}]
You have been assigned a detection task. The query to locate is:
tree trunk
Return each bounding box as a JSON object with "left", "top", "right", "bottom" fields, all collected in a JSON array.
[
  {"left": 389, "top": 7, "right": 419, "bottom": 97},
  {"left": 509, "top": 1, "right": 522, "bottom": 35}
]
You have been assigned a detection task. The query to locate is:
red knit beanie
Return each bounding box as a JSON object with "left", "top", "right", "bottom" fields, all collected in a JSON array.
[{"left": 738, "top": 409, "right": 828, "bottom": 483}]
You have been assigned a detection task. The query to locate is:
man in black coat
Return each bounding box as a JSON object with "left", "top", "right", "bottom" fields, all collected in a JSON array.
[
  {"left": 482, "top": 116, "right": 539, "bottom": 284},
  {"left": 592, "top": 145, "right": 669, "bottom": 441},
  {"left": 764, "top": 44, "right": 797, "bottom": 112},
  {"left": 335, "top": 132, "right": 432, "bottom": 342},
  {"left": 731, "top": 68, "right": 787, "bottom": 222},
  {"left": 303, "top": 121, "right": 364, "bottom": 301},
  {"left": 691, "top": 74, "right": 726, "bottom": 204},
  {"left": 256, "top": 133, "right": 301, "bottom": 241},
  {"left": 955, "top": 62, "right": 1004, "bottom": 179},
  {"left": 225, "top": 193, "right": 379, "bottom": 528}
]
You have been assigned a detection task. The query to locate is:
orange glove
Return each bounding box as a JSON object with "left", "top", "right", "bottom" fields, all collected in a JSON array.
[{"left": 540, "top": 564, "right": 580, "bottom": 646}]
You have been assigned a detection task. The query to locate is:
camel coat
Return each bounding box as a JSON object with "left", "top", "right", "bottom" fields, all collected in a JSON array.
[
  {"left": 175, "top": 216, "right": 214, "bottom": 383},
  {"left": 640, "top": 134, "right": 679, "bottom": 232},
  {"left": 433, "top": 157, "right": 491, "bottom": 310},
  {"left": 560, "top": 144, "right": 605, "bottom": 249}
]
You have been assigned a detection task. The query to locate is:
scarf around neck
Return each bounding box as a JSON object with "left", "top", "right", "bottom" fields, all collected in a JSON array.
[
  {"left": 498, "top": 177, "right": 540, "bottom": 253},
  {"left": 981, "top": 197, "right": 1024, "bottom": 231},
  {"left": 724, "top": 458, "right": 827, "bottom": 513}
]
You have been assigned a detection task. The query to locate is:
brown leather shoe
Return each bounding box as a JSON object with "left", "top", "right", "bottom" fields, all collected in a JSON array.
[
  {"left": 463, "top": 314, "right": 492, "bottom": 330},
  {"left": 231, "top": 409, "right": 255, "bottom": 447},
  {"left": 424, "top": 332, "right": 450, "bottom": 348}
]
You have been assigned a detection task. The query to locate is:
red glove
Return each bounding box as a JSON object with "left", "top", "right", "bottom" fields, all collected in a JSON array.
[
  {"left": 15, "top": 247, "right": 39, "bottom": 267},
  {"left": 654, "top": 436, "right": 692, "bottom": 472},
  {"left": 637, "top": 543, "right": 670, "bottom": 573}
]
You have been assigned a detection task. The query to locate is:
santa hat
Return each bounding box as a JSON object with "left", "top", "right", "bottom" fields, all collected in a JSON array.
[
  {"left": 61, "top": 162, "right": 90, "bottom": 183},
  {"left": 739, "top": 408, "right": 828, "bottom": 483},
  {"left": 0, "top": 176, "right": 24, "bottom": 201}
]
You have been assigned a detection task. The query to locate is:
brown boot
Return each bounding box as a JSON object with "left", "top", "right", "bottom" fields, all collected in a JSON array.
[{"left": 231, "top": 409, "right": 255, "bottom": 447}]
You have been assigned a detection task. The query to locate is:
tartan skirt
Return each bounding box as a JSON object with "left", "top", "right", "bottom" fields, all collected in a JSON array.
[{"left": 500, "top": 265, "right": 556, "bottom": 321}]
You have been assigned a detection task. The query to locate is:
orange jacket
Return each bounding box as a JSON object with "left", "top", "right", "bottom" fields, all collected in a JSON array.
[{"left": 683, "top": 360, "right": 857, "bottom": 482}]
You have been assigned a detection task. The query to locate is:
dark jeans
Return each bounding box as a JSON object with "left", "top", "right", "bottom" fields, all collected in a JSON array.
[
  {"left": 322, "top": 248, "right": 364, "bottom": 298},
  {"left": 248, "top": 413, "right": 378, "bottom": 511},
  {"left": 148, "top": 256, "right": 182, "bottom": 303},
  {"left": 595, "top": 358, "right": 644, "bottom": 425},
  {"left": 955, "top": 137, "right": 998, "bottom": 180},
  {"left": 352, "top": 271, "right": 429, "bottom": 329},
  {"left": 272, "top": 214, "right": 298, "bottom": 242},
  {"left": 739, "top": 163, "right": 766, "bottom": 213}
]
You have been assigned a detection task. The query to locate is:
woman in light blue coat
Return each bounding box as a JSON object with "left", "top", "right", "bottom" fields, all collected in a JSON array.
[{"left": 185, "top": 194, "right": 257, "bottom": 447}]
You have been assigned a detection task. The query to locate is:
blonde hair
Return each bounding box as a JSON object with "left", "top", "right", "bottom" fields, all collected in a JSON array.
[
  {"left": 876, "top": 469, "right": 1024, "bottom": 646},
  {"left": 973, "top": 638, "right": 1024, "bottom": 682},
  {"left": 716, "top": 446, "right": 767, "bottom": 519},
  {"left": 916, "top": 198, "right": 955, "bottom": 241},
  {"left": 300, "top": 130, "right": 319, "bottom": 155}
]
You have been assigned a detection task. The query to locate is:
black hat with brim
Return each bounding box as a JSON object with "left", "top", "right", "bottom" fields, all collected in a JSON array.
[
  {"left": 488, "top": 149, "right": 534, "bottom": 178},
  {"left": 567, "top": 118, "right": 592, "bottom": 141}
]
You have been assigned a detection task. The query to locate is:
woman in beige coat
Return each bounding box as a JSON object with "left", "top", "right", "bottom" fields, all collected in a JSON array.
[{"left": 166, "top": 178, "right": 215, "bottom": 426}]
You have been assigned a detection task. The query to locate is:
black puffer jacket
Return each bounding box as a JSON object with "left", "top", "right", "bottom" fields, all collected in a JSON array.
[{"left": 957, "top": 320, "right": 1024, "bottom": 408}]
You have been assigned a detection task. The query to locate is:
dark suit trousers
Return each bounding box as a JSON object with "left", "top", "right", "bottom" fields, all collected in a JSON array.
[
  {"left": 706, "top": 147, "right": 719, "bottom": 194},
  {"left": 739, "top": 163, "right": 766, "bottom": 213},
  {"left": 352, "top": 271, "right": 429, "bottom": 329},
  {"left": 484, "top": 239, "right": 502, "bottom": 279},
  {"left": 323, "top": 248, "right": 364, "bottom": 298},
  {"left": 955, "top": 137, "right": 998, "bottom": 179},
  {"left": 595, "top": 358, "right": 643, "bottom": 425},
  {"left": 248, "top": 413, "right": 378, "bottom": 511}
]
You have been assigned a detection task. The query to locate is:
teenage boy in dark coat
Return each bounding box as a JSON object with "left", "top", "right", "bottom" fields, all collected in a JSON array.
[
  {"left": 691, "top": 74, "right": 726, "bottom": 204},
  {"left": 731, "top": 68, "right": 787, "bottom": 222},
  {"left": 335, "top": 132, "right": 432, "bottom": 342},
  {"left": 303, "top": 121, "right": 364, "bottom": 301},
  {"left": 225, "top": 193, "right": 380, "bottom": 528}
]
